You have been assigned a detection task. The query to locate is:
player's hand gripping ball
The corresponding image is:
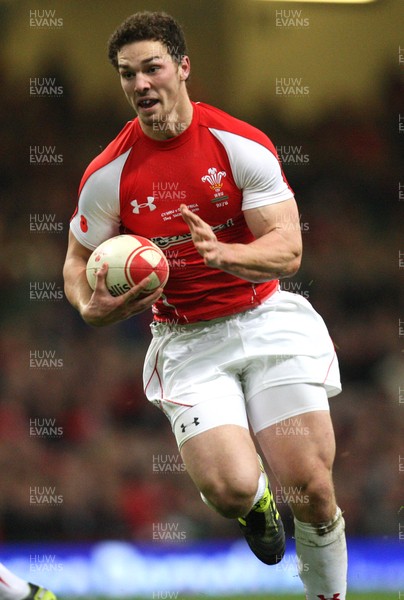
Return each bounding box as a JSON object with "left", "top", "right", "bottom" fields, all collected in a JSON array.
[{"left": 86, "top": 234, "right": 169, "bottom": 297}]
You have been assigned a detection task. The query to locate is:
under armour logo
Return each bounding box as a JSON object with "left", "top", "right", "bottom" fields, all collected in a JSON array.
[
  {"left": 131, "top": 196, "right": 156, "bottom": 214},
  {"left": 317, "top": 594, "right": 341, "bottom": 600},
  {"left": 180, "top": 417, "right": 200, "bottom": 433}
]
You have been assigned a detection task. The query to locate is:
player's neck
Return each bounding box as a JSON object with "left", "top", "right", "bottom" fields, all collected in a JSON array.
[{"left": 139, "top": 97, "right": 194, "bottom": 141}]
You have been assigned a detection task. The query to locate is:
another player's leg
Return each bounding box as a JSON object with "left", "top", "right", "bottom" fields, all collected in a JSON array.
[
  {"left": 0, "top": 563, "right": 56, "bottom": 600},
  {"left": 178, "top": 411, "right": 285, "bottom": 565},
  {"left": 24, "top": 585, "right": 56, "bottom": 600},
  {"left": 253, "top": 386, "right": 347, "bottom": 600}
]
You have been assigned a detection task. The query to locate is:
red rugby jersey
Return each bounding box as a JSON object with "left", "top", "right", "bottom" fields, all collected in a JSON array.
[{"left": 70, "top": 102, "right": 294, "bottom": 323}]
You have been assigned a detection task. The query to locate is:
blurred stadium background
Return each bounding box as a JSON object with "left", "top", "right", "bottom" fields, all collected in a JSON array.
[{"left": 0, "top": 0, "right": 403, "bottom": 597}]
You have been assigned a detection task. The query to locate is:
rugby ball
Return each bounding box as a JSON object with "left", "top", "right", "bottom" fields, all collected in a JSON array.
[{"left": 86, "top": 234, "right": 169, "bottom": 297}]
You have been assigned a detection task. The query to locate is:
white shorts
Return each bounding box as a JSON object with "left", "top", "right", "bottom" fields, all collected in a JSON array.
[{"left": 143, "top": 290, "right": 341, "bottom": 448}]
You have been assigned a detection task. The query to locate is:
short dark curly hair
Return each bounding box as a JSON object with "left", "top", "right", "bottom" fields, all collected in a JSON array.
[{"left": 107, "top": 11, "right": 188, "bottom": 70}]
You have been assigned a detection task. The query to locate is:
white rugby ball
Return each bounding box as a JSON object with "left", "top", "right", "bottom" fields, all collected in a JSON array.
[{"left": 86, "top": 234, "right": 169, "bottom": 297}]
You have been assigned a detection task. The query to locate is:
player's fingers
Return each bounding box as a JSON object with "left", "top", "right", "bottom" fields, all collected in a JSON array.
[
  {"left": 179, "top": 203, "right": 191, "bottom": 216},
  {"left": 187, "top": 220, "right": 213, "bottom": 242},
  {"left": 181, "top": 207, "right": 215, "bottom": 237},
  {"left": 93, "top": 263, "right": 109, "bottom": 291},
  {"left": 138, "top": 286, "right": 163, "bottom": 305},
  {"left": 118, "top": 276, "right": 150, "bottom": 303},
  {"left": 180, "top": 204, "right": 202, "bottom": 227},
  {"left": 194, "top": 227, "right": 217, "bottom": 246},
  {"left": 122, "top": 286, "right": 163, "bottom": 318},
  {"left": 122, "top": 277, "right": 164, "bottom": 307},
  {"left": 179, "top": 211, "right": 196, "bottom": 230}
]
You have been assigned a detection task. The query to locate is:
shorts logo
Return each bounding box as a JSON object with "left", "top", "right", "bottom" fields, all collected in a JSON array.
[
  {"left": 317, "top": 594, "right": 341, "bottom": 600},
  {"left": 131, "top": 196, "right": 156, "bottom": 214},
  {"left": 180, "top": 417, "right": 200, "bottom": 433},
  {"left": 201, "top": 167, "right": 226, "bottom": 193}
]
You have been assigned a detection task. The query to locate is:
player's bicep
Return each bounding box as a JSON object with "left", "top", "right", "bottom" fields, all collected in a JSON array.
[{"left": 243, "top": 197, "right": 300, "bottom": 239}]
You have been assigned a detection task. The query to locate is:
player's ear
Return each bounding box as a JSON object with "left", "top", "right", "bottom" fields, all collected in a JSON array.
[{"left": 179, "top": 55, "right": 191, "bottom": 82}]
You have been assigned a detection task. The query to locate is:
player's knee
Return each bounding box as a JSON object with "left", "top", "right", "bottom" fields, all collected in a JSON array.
[
  {"left": 307, "top": 478, "right": 334, "bottom": 510},
  {"left": 201, "top": 478, "right": 257, "bottom": 518},
  {"left": 290, "top": 472, "right": 336, "bottom": 522}
]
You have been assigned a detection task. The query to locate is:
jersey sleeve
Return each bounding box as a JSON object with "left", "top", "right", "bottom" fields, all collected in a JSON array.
[
  {"left": 208, "top": 129, "right": 293, "bottom": 210},
  {"left": 70, "top": 150, "right": 130, "bottom": 250}
]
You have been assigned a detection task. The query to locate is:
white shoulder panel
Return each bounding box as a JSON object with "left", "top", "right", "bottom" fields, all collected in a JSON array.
[
  {"left": 70, "top": 149, "right": 131, "bottom": 250},
  {"left": 209, "top": 129, "right": 293, "bottom": 210}
]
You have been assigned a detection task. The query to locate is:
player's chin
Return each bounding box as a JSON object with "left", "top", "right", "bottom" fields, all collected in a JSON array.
[{"left": 138, "top": 112, "right": 156, "bottom": 126}]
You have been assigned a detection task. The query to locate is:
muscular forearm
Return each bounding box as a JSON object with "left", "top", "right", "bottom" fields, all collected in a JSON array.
[
  {"left": 180, "top": 201, "right": 302, "bottom": 284},
  {"left": 211, "top": 231, "right": 302, "bottom": 283}
]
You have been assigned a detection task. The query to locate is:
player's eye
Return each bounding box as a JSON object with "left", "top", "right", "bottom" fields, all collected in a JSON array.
[{"left": 120, "top": 71, "right": 134, "bottom": 80}]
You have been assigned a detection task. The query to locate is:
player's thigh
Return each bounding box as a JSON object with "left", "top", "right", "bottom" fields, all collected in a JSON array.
[
  {"left": 257, "top": 411, "right": 336, "bottom": 486},
  {"left": 181, "top": 423, "right": 260, "bottom": 497},
  {"left": 256, "top": 407, "right": 337, "bottom": 521},
  {"left": 161, "top": 393, "right": 261, "bottom": 497},
  {"left": 251, "top": 383, "right": 336, "bottom": 486}
]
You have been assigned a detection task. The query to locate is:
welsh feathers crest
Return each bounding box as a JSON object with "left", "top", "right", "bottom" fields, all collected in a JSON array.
[{"left": 201, "top": 167, "right": 226, "bottom": 193}]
